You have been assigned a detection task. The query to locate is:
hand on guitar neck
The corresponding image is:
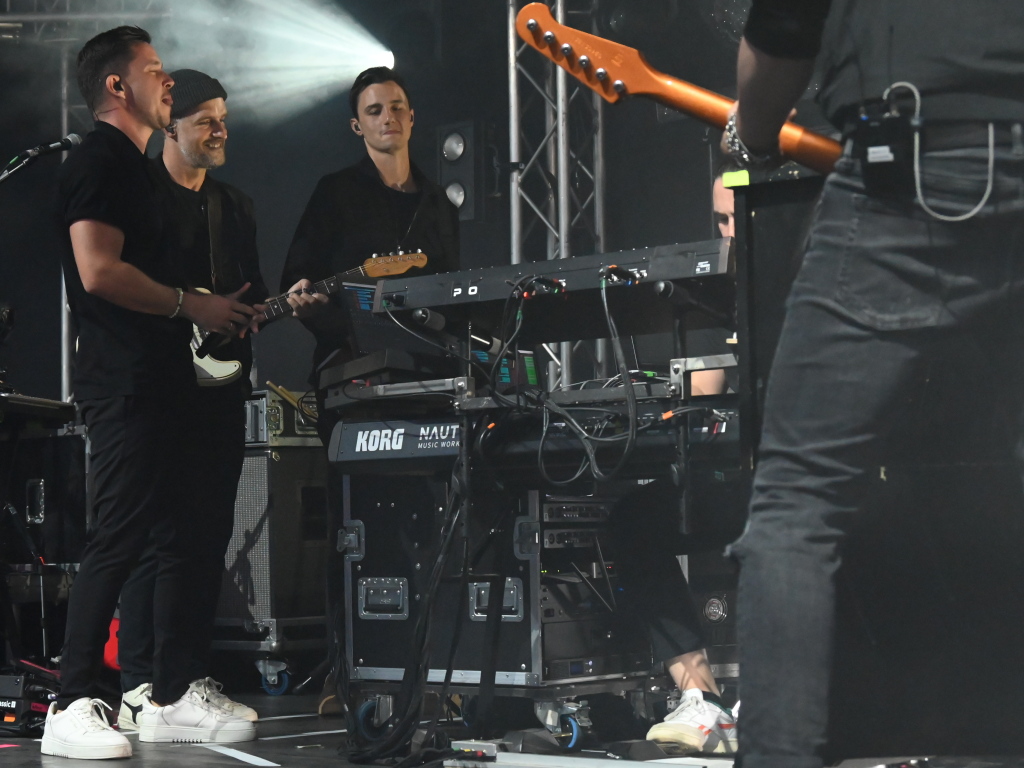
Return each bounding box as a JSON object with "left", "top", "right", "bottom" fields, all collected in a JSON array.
[{"left": 279, "top": 278, "right": 330, "bottom": 322}]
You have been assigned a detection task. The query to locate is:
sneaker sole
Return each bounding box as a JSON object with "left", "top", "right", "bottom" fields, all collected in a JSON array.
[
  {"left": 41, "top": 735, "right": 132, "bottom": 759},
  {"left": 138, "top": 724, "right": 256, "bottom": 743}
]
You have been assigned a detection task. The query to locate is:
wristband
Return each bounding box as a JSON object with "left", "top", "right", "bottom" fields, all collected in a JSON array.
[
  {"left": 724, "top": 112, "right": 781, "bottom": 168},
  {"left": 168, "top": 287, "right": 184, "bottom": 319}
]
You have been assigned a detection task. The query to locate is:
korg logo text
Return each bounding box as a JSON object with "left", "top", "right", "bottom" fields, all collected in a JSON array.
[{"left": 355, "top": 428, "right": 405, "bottom": 452}]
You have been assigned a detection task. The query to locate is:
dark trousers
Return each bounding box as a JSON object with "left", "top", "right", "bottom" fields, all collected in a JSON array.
[
  {"left": 729, "top": 146, "right": 1024, "bottom": 768},
  {"left": 119, "top": 385, "right": 245, "bottom": 691},
  {"left": 605, "top": 481, "right": 707, "bottom": 664},
  {"left": 58, "top": 393, "right": 195, "bottom": 708}
]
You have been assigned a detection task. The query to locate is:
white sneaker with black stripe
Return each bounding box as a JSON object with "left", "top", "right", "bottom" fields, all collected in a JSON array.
[
  {"left": 138, "top": 687, "right": 255, "bottom": 743},
  {"left": 646, "top": 688, "right": 738, "bottom": 754},
  {"left": 41, "top": 698, "right": 133, "bottom": 759},
  {"left": 189, "top": 677, "right": 258, "bottom": 722},
  {"left": 117, "top": 682, "right": 151, "bottom": 731}
]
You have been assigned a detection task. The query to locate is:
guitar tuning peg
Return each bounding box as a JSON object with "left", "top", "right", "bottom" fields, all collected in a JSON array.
[
  {"left": 613, "top": 80, "right": 626, "bottom": 94},
  {"left": 579, "top": 55, "right": 590, "bottom": 69},
  {"left": 397, "top": 249, "right": 404, "bottom": 255},
  {"left": 526, "top": 18, "right": 538, "bottom": 31},
  {"left": 372, "top": 253, "right": 378, "bottom": 258},
  {"left": 596, "top": 68, "right": 608, "bottom": 82},
  {"left": 543, "top": 31, "right": 556, "bottom": 44},
  {"left": 560, "top": 43, "right": 572, "bottom": 56}
]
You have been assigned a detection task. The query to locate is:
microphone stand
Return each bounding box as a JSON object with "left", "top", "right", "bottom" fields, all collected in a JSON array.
[{"left": 0, "top": 154, "right": 37, "bottom": 186}]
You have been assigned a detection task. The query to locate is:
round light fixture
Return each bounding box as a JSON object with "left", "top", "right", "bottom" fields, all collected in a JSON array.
[
  {"left": 445, "top": 182, "right": 466, "bottom": 208},
  {"left": 442, "top": 132, "right": 466, "bottom": 162}
]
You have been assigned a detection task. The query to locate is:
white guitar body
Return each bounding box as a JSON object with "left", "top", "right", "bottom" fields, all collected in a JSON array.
[
  {"left": 191, "top": 288, "right": 242, "bottom": 387},
  {"left": 192, "top": 324, "right": 242, "bottom": 386}
]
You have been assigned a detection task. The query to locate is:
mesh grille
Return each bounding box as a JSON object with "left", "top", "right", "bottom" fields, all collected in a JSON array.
[{"left": 216, "top": 452, "right": 272, "bottom": 621}]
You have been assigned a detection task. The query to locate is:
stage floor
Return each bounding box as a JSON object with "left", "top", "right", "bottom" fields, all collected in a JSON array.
[{"left": 2, "top": 693, "right": 1021, "bottom": 768}]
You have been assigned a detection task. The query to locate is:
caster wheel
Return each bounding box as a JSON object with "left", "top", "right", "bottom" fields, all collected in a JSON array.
[
  {"left": 559, "top": 714, "right": 581, "bottom": 750},
  {"left": 261, "top": 669, "right": 290, "bottom": 695},
  {"left": 356, "top": 699, "right": 389, "bottom": 741}
]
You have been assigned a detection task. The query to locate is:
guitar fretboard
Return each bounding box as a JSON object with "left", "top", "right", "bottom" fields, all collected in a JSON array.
[
  {"left": 263, "top": 274, "right": 345, "bottom": 320},
  {"left": 257, "top": 253, "right": 424, "bottom": 322}
]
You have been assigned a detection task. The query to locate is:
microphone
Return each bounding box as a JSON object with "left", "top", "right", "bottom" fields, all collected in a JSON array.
[{"left": 21, "top": 134, "right": 82, "bottom": 158}]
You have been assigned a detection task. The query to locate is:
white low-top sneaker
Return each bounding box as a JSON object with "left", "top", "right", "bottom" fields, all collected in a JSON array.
[
  {"left": 117, "top": 682, "right": 152, "bottom": 731},
  {"left": 189, "top": 677, "right": 259, "bottom": 722},
  {"left": 41, "top": 698, "right": 133, "bottom": 759},
  {"left": 138, "top": 688, "right": 255, "bottom": 743},
  {"left": 646, "top": 688, "right": 737, "bottom": 754}
]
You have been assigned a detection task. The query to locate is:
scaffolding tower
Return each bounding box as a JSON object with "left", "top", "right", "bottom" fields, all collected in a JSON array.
[{"left": 507, "top": 0, "right": 607, "bottom": 387}]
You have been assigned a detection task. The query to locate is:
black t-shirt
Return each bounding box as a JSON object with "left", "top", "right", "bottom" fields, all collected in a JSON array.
[
  {"left": 149, "top": 156, "right": 268, "bottom": 384},
  {"left": 280, "top": 154, "right": 460, "bottom": 382},
  {"left": 54, "top": 122, "right": 193, "bottom": 400},
  {"left": 745, "top": 0, "right": 1024, "bottom": 127}
]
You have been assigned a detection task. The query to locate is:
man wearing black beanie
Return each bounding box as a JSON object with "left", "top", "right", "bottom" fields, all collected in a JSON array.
[{"left": 115, "top": 68, "right": 269, "bottom": 741}]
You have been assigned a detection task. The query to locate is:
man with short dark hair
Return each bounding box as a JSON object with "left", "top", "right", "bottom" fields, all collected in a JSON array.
[
  {"left": 115, "top": 68, "right": 269, "bottom": 733},
  {"left": 43, "top": 27, "right": 255, "bottom": 759},
  {"left": 281, "top": 65, "right": 460, "bottom": 427}
]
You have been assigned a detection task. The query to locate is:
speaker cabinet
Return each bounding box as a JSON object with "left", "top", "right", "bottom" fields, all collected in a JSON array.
[{"left": 213, "top": 446, "right": 329, "bottom": 654}]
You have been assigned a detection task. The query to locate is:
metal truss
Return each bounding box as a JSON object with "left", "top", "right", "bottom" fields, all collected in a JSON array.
[
  {"left": 1, "top": 0, "right": 170, "bottom": 401},
  {"left": 507, "top": 0, "right": 607, "bottom": 387}
]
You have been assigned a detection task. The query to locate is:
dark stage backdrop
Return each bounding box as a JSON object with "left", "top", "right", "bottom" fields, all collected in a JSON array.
[{"left": 0, "top": 0, "right": 738, "bottom": 400}]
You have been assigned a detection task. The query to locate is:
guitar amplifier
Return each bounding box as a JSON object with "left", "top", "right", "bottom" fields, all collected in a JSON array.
[
  {"left": 243, "top": 389, "right": 320, "bottom": 447},
  {"left": 213, "top": 393, "right": 328, "bottom": 655}
]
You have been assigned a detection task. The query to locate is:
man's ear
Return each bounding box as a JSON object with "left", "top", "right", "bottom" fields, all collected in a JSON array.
[
  {"left": 107, "top": 74, "right": 125, "bottom": 97},
  {"left": 350, "top": 117, "right": 362, "bottom": 136},
  {"left": 164, "top": 122, "right": 178, "bottom": 140},
  {"left": 409, "top": 109, "right": 414, "bottom": 124}
]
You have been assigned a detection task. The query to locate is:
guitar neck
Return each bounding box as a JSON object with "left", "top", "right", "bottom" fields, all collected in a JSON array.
[
  {"left": 260, "top": 259, "right": 377, "bottom": 321},
  {"left": 515, "top": 3, "right": 843, "bottom": 176},
  {"left": 261, "top": 274, "right": 342, "bottom": 321}
]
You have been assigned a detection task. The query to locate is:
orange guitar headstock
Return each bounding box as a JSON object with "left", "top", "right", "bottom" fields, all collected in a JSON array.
[
  {"left": 362, "top": 252, "right": 428, "bottom": 278},
  {"left": 516, "top": 2, "right": 655, "bottom": 103}
]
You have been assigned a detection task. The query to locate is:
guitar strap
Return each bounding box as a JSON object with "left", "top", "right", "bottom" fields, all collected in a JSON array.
[{"left": 205, "top": 184, "right": 226, "bottom": 293}]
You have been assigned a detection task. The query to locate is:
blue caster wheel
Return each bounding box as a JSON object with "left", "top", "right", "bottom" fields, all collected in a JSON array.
[
  {"left": 560, "top": 714, "right": 581, "bottom": 750},
  {"left": 356, "top": 699, "right": 389, "bottom": 741},
  {"left": 261, "top": 669, "right": 290, "bottom": 696}
]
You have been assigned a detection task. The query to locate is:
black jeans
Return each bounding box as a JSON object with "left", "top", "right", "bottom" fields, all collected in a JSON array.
[
  {"left": 605, "top": 481, "right": 707, "bottom": 664},
  {"left": 730, "top": 145, "right": 1024, "bottom": 768},
  {"left": 58, "top": 393, "right": 195, "bottom": 708},
  {"left": 118, "top": 386, "right": 246, "bottom": 691}
]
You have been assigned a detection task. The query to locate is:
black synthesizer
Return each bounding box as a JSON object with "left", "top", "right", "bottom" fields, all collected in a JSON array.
[{"left": 372, "top": 239, "right": 733, "bottom": 343}]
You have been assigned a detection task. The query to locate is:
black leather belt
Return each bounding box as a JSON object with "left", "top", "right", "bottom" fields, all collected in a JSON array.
[
  {"left": 922, "top": 121, "right": 1022, "bottom": 151},
  {"left": 843, "top": 119, "right": 1022, "bottom": 152}
]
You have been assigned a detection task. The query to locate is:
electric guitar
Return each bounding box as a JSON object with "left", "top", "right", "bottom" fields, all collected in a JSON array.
[
  {"left": 192, "top": 251, "right": 428, "bottom": 386},
  {"left": 515, "top": 3, "right": 843, "bottom": 175}
]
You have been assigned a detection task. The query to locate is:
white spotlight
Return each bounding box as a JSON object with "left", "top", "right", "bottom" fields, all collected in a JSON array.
[{"left": 154, "top": 0, "right": 393, "bottom": 125}]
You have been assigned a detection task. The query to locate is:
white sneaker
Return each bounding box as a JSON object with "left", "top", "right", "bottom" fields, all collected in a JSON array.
[
  {"left": 138, "top": 688, "right": 256, "bottom": 743},
  {"left": 646, "top": 688, "right": 737, "bottom": 754},
  {"left": 118, "top": 682, "right": 152, "bottom": 731},
  {"left": 189, "top": 677, "right": 259, "bottom": 722},
  {"left": 41, "top": 698, "right": 133, "bottom": 759}
]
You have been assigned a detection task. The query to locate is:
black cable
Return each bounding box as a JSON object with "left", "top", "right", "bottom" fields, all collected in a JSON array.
[
  {"left": 348, "top": 457, "right": 468, "bottom": 762},
  {"left": 382, "top": 304, "right": 493, "bottom": 385}
]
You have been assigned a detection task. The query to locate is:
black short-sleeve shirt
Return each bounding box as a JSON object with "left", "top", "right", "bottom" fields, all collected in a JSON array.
[{"left": 54, "top": 122, "right": 194, "bottom": 400}]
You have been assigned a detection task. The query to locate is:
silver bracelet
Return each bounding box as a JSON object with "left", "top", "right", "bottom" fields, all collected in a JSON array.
[
  {"left": 723, "top": 112, "right": 780, "bottom": 168},
  {"left": 168, "top": 287, "right": 184, "bottom": 319}
]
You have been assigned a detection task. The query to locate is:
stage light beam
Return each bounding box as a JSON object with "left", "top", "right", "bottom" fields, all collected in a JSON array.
[{"left": 153, "top": 0, "right": 393, "bottom": 125}]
